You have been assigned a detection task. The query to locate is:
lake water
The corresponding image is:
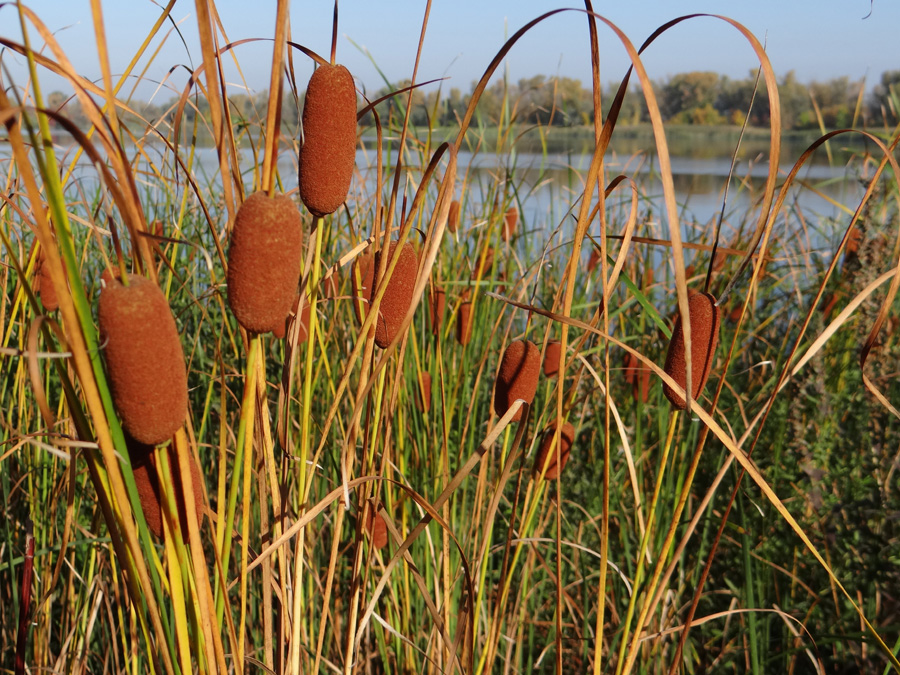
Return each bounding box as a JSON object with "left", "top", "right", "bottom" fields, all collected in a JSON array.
[{"left": 6, "top": 134, "right": 874, "bottom": 261}]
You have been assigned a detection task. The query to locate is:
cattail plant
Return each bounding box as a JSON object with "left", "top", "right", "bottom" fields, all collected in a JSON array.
[
  {"left": 472, "top": 246, "right": 495, "bottom": 279},
  {"left": 587, "top": 247, "right": 600, "bottom": 273},
  {"left": 543, "top": 339, "right": 561, "bottom": 377},
  {"left": 448, "top": 199, "right": 460, "bottom": 234},
  {"left": 226, "top": 191, "right": 303, "bottom": 334},
  {"left": 533, "top": 420, "right": 575, "bottom": 480},
  {"left": 354, "top": 241, "right": 418, "bottom": 348},
  {"left": 456, "top": 293, "right": 473, "bottom": 346},
  {"left": 36, "top": 249, "right": 62, "bottom": 311},
  {"left": 502, "top": 205, "right": 518, "bottom": 241},
  {"left": 493, "top": 339, "right": 540, "bottom": 421},
  {"left": 128, "top": 437, "right": 205, "bottom": 539},
  {"left": 429, "top": 286, "right": 445, "bottom": 336},
  {"left": 365, "top": 507, "right": 389, "bottom": 550},
  {"left": 98, "top": 272, "right": 188, "bottom": 445},
  {"left": 298, "top": 63, "right": 358, "bottom": 217},
  {"left": 662, "top": 292, "right": 720, "bottom": 410}
]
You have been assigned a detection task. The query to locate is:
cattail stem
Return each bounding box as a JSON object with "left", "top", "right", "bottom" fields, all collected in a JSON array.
[
  {"left": 155, "top": 446, "right": 193, "bottom": 675},
  {"left": 291, "top": 216, "right": 324, "bottom": 674},
  {"left": 614, "top": 410, "right": 680, "bottom": 675},
  {"left": 215, "top": 334, "right": 259, "bottom": 625},
  {"left": 14, "top": 518, "right": 33, "bottom": 675}
]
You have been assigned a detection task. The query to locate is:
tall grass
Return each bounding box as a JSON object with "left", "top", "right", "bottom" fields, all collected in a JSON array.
[{"left": 2, "top": 3, "right": 900, "bottom": 674}]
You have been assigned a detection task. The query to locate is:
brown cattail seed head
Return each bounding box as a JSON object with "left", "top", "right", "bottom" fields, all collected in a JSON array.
[
  {"left": 129, "top": 439, "right": 204, "bottom": 539},
  {"left": 543, "top": 340, "right": 561, "bottom": 378},
  {"left": 502, "top": 206, "right": 518, "bottom": 241},
  {"left": 37, "top": 251, "right": 63, "bottom": 312},
  {"left": 227, "top": 191, "right": 303, "bottom": 334},
  {"left": 98, "top": 273, "right": 188, "bottom": 445},
  {"left": 456, "top": 300, "right": 473, "bottom": 346},
  {"left": 587, "top": 248, "right": 600, "bottom": 274},
  {"left": 472, "top": 247, "right": 494, "bottom": 279},
  {"left": 355, "top": 242, "right": 418, "bottom": 349},
  {"left": 429, "top": 286, "right": 446, "bottom": 336},
  {"left": 298, "top": 64, "right": 357, "bottom": 217},
  {"left": 365, "top": 507, "right": 389, "bottom": 549},
  {"left": 533, "top": 421, "right": 575, "bottom": 480},
  {"left": 493, "top": 340, "right": 540, "bottom": 422},
  {"left": 662, "top": 292, "right": 720, "bottom": 410},
  {"left": 448, "top": 199, "right": 460, "bottom": 234}
]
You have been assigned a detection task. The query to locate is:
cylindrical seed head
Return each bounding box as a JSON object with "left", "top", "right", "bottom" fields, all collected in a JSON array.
[
  {"left": 227, "top": 191, "right": 303, "bottom": 334},
  {"left": 533, "top": 421, "right": 575, "bottom": 480},
  {"left": 298, "top": 64, "right": 357, "bottom": 217},
  {"left": 129, "top": 439, "right": 205, "bottom": 539},
  {"left": 448, "top": 200, "right": 460, "bottom": 234},
  {"left": 365, "top": 507, "right": 389, "bottom": 550},
  {"left": 357, "top": 241, "right": 418, "bottom": 349},
  {"left": 37, "top": 251, "right": 63, "bottom": 312},
  {"left": 543, "top": 340, "right": 561, "bottom": 378},
  {"left": 429, "top": 286, "right": 446, "bottom": 336},
  {"left": 502, "top": 206, "right": 518, "bottom": 241},
  {"left": 456, "top": 299, "right": 473, "bottom": 346},
  {"left": 493, "top": 340, "right": 541, "bottom": 422},
  {"left": 98, "top": 273, "right": 188, "bottom": 445},
  {"left": 662, "top": 292, "right": 720, "bottom": 410}
]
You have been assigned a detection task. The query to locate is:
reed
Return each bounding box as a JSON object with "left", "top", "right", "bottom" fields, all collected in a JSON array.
[{"left": 3, "top": 5, "right": 898, "bottom": 674}]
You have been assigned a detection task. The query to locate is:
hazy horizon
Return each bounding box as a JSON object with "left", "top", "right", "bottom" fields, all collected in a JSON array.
[{"left": 1, "top": 1, "right": 895, "bottom": 102}]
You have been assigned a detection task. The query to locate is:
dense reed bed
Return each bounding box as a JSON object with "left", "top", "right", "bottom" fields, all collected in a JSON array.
[{"left": 2, "top": 3, "right": 900, "bottom": 674}]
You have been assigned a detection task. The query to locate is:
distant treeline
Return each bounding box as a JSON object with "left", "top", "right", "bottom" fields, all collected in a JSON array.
[{"left": 45, "top": 69, "right": 899, "bottom": 137}]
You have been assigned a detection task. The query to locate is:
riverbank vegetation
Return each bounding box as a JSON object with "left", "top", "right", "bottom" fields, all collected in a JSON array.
[{"left": 2, "top": 3, "right": 900, "bottom": 674}]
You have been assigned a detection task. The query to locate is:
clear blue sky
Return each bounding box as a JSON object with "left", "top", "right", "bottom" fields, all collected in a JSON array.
[{"left": 2, "top": 1, "right": 896, "bottom": 102}]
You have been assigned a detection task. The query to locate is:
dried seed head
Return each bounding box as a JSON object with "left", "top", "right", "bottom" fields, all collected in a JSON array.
[
  {"left": 355, "top": 242, "right": 418, "bottom": 349},
  {"left": 448, "top": 199, "right": 460, "bottom": 234},
  {"left": 129, "top": 439, "right": 205, "bottom": 539},
  {"left": 493, "top": 340, "right": 540, "bottom": 422},
  {"left": 37, "top": 250, "right": 63, "bottom": 312},
  {"left": 587, "top": 248, "right": 600, "bottom": 274},
  {"left": 429, "top": 286, "right": 446, "bottom": 336},
  {"left": 227, "top": 191, "right": 303, "bottom": 334},
  {"left": 502, "top": 206, "right": 518, "bottom": 241},
  {"left": 533, "top": 421, "right": 575, "bottom": 480},
  {"left": 662, "top": 292, "right": 719, "bottom": 410},
  {"left": 456, "top": 300, "right": 473, "bottom": 346},
  {"left": 98, "top": 273, "right": 188, "bottom": 445},
  {"left": 472, "top": 246, "right": 494, "bottom": 279},
  {"left": 298, "top": 64, "right": 357, "bottom": 217},
  {"left": 365, "top": 507, "right": 389, "bottom": 549},
  {"left": 543, "top": 340, "right": 561, "bottom": 378}
]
